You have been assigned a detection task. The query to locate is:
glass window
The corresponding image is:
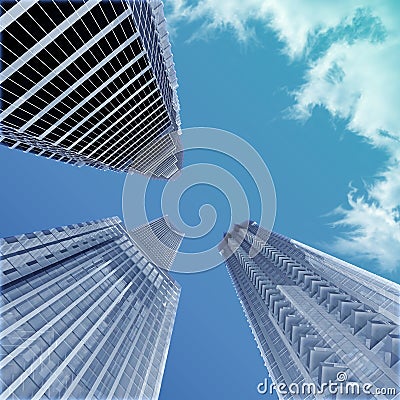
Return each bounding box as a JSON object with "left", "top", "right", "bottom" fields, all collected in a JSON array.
[
  {"left": 54, "top": 340, "right": 73, "bottom": 361},
  {"left": 71, "top": 382, "right": 90, "bottom": 398},
  {"left": 13, "top": 375, "right": 39, "bottom": 398},
  {"left": 28, "top": 312, "right": 47, "bottom": 331}
]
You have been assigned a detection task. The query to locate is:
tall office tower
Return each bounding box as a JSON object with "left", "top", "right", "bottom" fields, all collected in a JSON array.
[
  {"left": 129, "top": 216, "right": 184, "bottom": 271},
  {"left": 0, "top": 217, "right": 180, "bottom": 400},
  {"left": 0, "top": 0, "right": 182, "bottom": 176},
  {"left": 219, "top": 222, "right": 400, "bottom": 399}
]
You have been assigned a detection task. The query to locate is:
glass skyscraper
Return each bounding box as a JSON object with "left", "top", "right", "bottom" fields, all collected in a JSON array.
[
  {"left": 219, "top": 221, "right": 399, "bottom": 399},
  {"left": 0, "top": 0, "right": 182, "bottom": 176},
  {"left": 0, "top": 217, "right": 180, "bottom": 399},
  {"left": 129, "top": 216, "right": 184, "bottom": 271}
]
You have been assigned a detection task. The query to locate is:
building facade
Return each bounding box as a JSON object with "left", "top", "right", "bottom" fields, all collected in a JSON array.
[
  {"left": 129, "top": 216, "right": 184, "bottom": 271},
  {"left": 219, "top": 222, "right": 399, "bottom": 399},
  {"left": 0, "top": 217, "right": 180, "bottom": 399},
  {"left": 129, "top": 130, "right": 183, "bottom": 179},
  {"left": 0, "top": 0, "right": 182, "bottom": 176}
]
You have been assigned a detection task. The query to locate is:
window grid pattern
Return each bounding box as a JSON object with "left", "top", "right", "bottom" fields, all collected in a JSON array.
[
  {"left": 0, "top": 0, "right": 181, "bottom": 175},
  {"left": 128, "top": 216, "right": 184, "bottom": 271},
  {"left": 219, "top": 222, "right": 400, "bottom": 399},
  {"left": 0, "top": 217, "right": 180, "bottom": 400}
]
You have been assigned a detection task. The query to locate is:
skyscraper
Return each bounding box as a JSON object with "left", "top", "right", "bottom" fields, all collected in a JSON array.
[
  {"left": 129, "top": 216, "right": 184, "bottom": 271},
  {"left": 219, "top": 221, "right": 399, "bottom": 399},
  {"left": 0, "top": 0, "right": 182, "bottom": 176},
  {"left": 0, "top": 217, "right": 180, "bottom": 400}
]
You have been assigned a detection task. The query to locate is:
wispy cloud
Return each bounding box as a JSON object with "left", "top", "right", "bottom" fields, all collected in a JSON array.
[
  {"left": 167, "top": 0, "right": 400, "bottom": 271},
  {"left": 330, "top": 168, "right": 400, "bottom": 271}
]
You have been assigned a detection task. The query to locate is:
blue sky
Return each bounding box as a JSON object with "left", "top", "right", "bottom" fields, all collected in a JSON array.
[{"left": 1, "top": 1, "right": 400, "bottom": 400}]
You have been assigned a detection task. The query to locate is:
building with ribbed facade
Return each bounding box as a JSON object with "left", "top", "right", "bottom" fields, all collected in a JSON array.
[
  {"left": 0, "top": 217, "right": 180, "bottom": 400},
  {"left": 129, "top": 216, "right": 184, "bottom": 271},
  {"left": 0, "top": 0, "right": 182, "bottom": 176},
  {"left": 219, "top": 221, "right": 399, "bottom": 399}
]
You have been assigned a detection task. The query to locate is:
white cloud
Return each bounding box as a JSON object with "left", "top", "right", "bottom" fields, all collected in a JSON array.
[
  {"left": 168, "top": 1, "right": 386, "bottom": 56},
  {"left": 167, "top": 0, "right": 400, "bottom": 271},
  {"left": 291, "top": 40, "right": 400, "bottom": 148},
  {"left": 331, "top": 166, "right": 400, "bottom": 271}
]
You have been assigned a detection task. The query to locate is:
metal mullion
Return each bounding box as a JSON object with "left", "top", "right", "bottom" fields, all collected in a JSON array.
[
  {"left": 0, "top": 265, "right": 120, "bottom": 380},
  {"left": 0, "top": 41, "right": 31, "bottom": 72},
  {"left": 95, "top": 94, "right": 163, "bottom": 160},
  {"left": 117, "top": 0, "right": 143, "bottom": 49},
  {"left": 0, "top": 83, "right": 42, "bottom": 113},
  {"left": 0, "top": 1, "right": 100, "bottom": 84},
  {"left": 0, "top": 238, "right": 124, "bottom": 315},
  {"left": 135, "top": 301, "right": 171, "bottom": 400},
  {"left": 39, "top": 51, "right": 147, "bottom": 141},
  {"left": 87, "top": 0, "right": 139, "bottom": 110},
  {"left": 10, "top": 140, "right": 22, "bottom": 149},
  {"left": 1, "top": 2, "right": 97, "bottom": 94},
  {"left": 0, "top": 9, "right": 132, "bottom": 123},
  {"left": 0, "top": 254, "right": 132, "bottom": 386},
  {"left": 0, "top": 64, "right": 92, "bottom": 128},
  {"left": 23, "top": 269, "right": 134, "bottom": 400},
  {"left": 112, "top": 116, "right": 169, "bottom": 169},
  {"left": 54, "top": 75, "right": 143, "bottom": 146},
  {"left": 60, "top": 289, "right": 139, "bottom": 399},
  {"left": 49, "top": 0, "right": 108, "bottom": 76},
  {"left": 120, "top": 291, "right": 162, "bottom": 398},
  {"left": 86, "top": 301, "right": 141, "bottom": 398},
  {"left": 88, "top": 0, "right": 143, "bottom": 125},
  {"left": 113, "top": 118, "right": 170, "bottom": 169},
  {"left": 0, "top": 257, "right": 115, "bottom": 344},
  {"left": 0, "top": 10, "right": 50, "bottom": 68},
  {"left": 22, "top": 33, "right": 139, "bottom": 135},
  {"left": 73, "top": 0, "right": 136, "bottom": 103},
  {"left": 140, "top": 36, "right": 175, "bottom": 138},
  {"left": 0, "top": 1, "right": 38, "bottom": 32},
  {"left": 107, "top": 119, "right": 171, "bottom": 171},
  {"left": 97, "top": 0, "right": 128, "bottom": 73},
  {"left": 109, "top": 0, "right": 154, "bottom": 104},
  {"left": 35, "top": 50, "right": 144, "bottom": 141},
  {"left": 0, "top": 84, "right": 97, "bottom": 142},
  {"left": 54, "top": 69, "right": 152, "bottom": 149},
  {"left": 77, "top": 83, "right": 158, "bottom": 154},
  {"left": 98, "top": 0, "right": 143, "bottom": 89},
  {"left": 0, "top": 70, "right": 94, "bottom": 136},
  {"left": 131, "top": 133, "right": 173, "bottom": 170},
  {"left": 0, "top": 114, "right": 76, "bottom": 153},
  {"left": 132, "top": 134, "right": 173, "bottom": 171},
  {"left": 94, "top": 99, "right": 165, "bottom": 162},
  {"left": 0, "top": 103, "right": 92, "bottom": 151},
  {"left": 33, "top": 72, "right": 138, "bottom": 142},
  {"left": 63, "top": 0, "right": 108, "bottom": 60},
  {"left": 2, "top": 79, "right": 125, "bottom": 152},
  {"left": 86, "top": 269, "right": 154, "bottom": 398},
  {"left": 31, "top": 280, "right": 135, "bottom": 400},
  {"left": 39, "top": 0, "right": 128, "bottom": 107}
]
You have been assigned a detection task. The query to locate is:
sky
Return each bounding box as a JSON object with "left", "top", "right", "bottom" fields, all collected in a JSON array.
[{"left": 1, "top": 1, "right": 400, "bottom": 400}]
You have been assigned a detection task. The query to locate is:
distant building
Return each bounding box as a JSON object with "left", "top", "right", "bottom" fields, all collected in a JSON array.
[
  {"left": 0, "top": 217, "right": 180, "bottom": 399},
  {"left": 0, "top": 0, "right": 182, "bottom": 177},
  {"left": 219, "top": 221, "right": 400, "bottom": 399},
  {"left": 129, "top": 216, "right": 184, "bottom": 271}
]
